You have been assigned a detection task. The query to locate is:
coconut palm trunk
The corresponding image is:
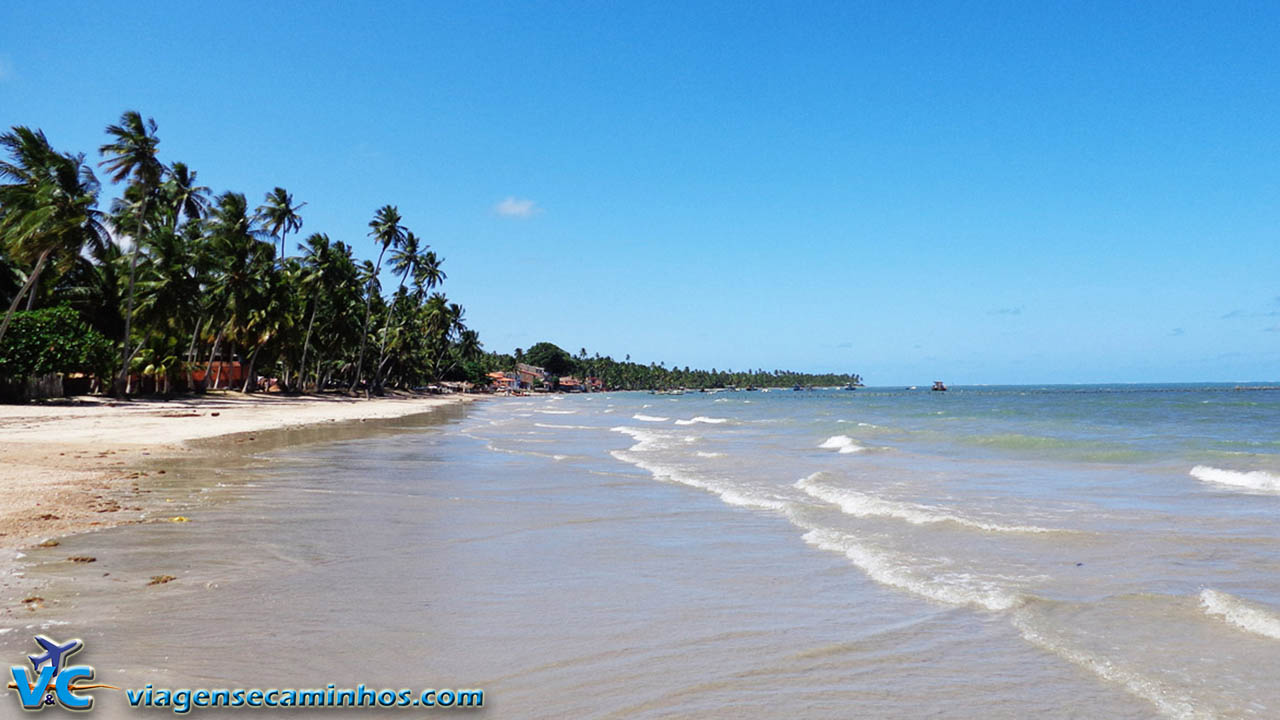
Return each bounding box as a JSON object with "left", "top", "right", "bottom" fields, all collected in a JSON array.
[
  {"left": 207, "top": 330, "right": 224, "bottom": 389},
  {"left": 298, "top": 301, "right": 318, "bottom": 391},
  {"left": 114, "top": 193, "right": 152, "bottom": 397},
  {"left": 350, "top": 244, "right": 387, "bottom": 394},
  {"left": 0, "top": 247, "right": 50, "bottom": 345},
  {"left": 241, "top": 342, "right": 262, "bottom": 393},
  {"left": 185, "top": 317, "right": 205, "bottom": 392}
]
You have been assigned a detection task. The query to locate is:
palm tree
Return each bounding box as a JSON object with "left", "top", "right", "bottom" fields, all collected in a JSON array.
[
  {"left": 163, "top": 162, "right": 210, "bottom": 230},
  {"left": 413, "top": 250, "right": 445, "bottom": 299},
  {"left": 256, "top": 187, "right": 305, "bottom": 260},
  {"left": 374, "top": 230, "right": 425, "bottom": 386},
  {"left": 295, "top": 232, "right": 338, "bottom": 390},
  {"left": 207, "top": 192, "right": 274, "bottom": 392},
  {"left": 134, "top": 221, "right": 202, "bottom": 392},
  {"left": 99, "top": 111, "right": 164, "bottom": 395},
  {"left": 0, "top": 127, "right": 108, "bottom": 345},
  {"left": 351, "top": 205, "right": 405, "bottom": 392}
]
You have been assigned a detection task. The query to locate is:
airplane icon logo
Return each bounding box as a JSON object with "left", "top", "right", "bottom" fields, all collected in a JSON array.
[{"left": 28, "top": 636, "right": 82, "bottom": 677}]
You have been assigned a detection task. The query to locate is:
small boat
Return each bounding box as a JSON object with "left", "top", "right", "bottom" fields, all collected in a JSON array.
[
  {"left": 842, "top": 383, "right": 856, "bottom": 391},
  {"left": 932, "top": 381, "right": 947, "bottom": 392},
  {"left": 793, "top": 384, "right": 803, "bottom": 391}
]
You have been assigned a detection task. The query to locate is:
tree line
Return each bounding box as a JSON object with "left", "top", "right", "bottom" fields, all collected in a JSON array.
[
  {"left": 0, "top": 111, "right": 482, "bottom": 398},
  {"left": 482, "top": 341, "right": 862, "bottom": 390}
]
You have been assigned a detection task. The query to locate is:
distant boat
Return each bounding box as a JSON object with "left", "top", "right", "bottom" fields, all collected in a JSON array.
[
  {"left": 932, "top": 381, "right": 947, "bottom": 392},
  {"left": 842, "top": 383, "right": 856, "bottom": 391},
  {"left": 793, "top": 384, "right": 803, "bottom": 391}
]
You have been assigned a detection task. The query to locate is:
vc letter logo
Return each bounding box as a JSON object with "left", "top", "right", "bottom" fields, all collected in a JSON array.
[{"left": 8, "top": 635, "right": 115, "bottom": 711}]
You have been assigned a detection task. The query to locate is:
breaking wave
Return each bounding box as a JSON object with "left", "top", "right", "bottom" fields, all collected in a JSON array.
[
  {"left": 609, "top": 428, "right": 788, "bottom": 511},
  {"left": 1200, "top": 589, "right": 1280, "bottom": 640},
  {"left": 795, "top": 473, "right": 1056, "bottom": 534},
  {"left": 1190, "top": 465, "right": 1280, "bottom": 494},
  {"left": 1011, "top": 610, "right": 1212, "bottom": 720},
  {"left": 800, "top": 528, "right": 1024, "bottom": 611},
  {"left": 818, "top": 435, "right": 864, "bottom": 454}
]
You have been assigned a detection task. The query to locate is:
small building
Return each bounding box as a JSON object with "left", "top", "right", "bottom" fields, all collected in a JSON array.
[
  {"left": 191, "top": 361, "right": 245, "bottom": 389},
  {"left": 486, "top": 371, "right": 516, "bottom": 390},
  {"left": 558, "top": 376, "right": 583, "bottom": 392},
  {"left": 516, "top": 363, "right": 548, "bottom": 388}
]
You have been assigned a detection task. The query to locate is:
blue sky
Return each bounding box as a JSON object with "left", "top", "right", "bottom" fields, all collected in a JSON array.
[{"left": 1, "top": 2, "right": 1277, "bottom": 384}]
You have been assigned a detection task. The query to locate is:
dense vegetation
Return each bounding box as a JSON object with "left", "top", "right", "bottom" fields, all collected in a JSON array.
[
  {"left": 0, "top": 305, "right": 112, "bottom": 383},
  {"left": 0, "top": 111, "right": 482, "bottom": 395},
  {"left": 0, "top": 112, "right": 862, "bottom": 399},
  {"left": 483, "top": 341, "right": 862, "bottom": 390}
]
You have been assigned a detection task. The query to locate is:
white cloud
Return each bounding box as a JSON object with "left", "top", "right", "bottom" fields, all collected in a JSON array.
[{"left": 494, "top": 196, "right": 541, "bottom": 218}]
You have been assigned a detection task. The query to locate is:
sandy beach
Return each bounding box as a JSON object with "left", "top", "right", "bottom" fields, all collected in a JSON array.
[{"left": 0, "top": 393, "right": 474, "bottom": 554}]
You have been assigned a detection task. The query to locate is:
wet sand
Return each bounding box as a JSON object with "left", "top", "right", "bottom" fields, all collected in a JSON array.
[{"left": 0, "top": 393, "right": 474, "bottom": 555}]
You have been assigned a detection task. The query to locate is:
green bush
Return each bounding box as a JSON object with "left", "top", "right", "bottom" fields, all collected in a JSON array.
[{"left": 0, "top": 305, "right": 114, "bottom": 381}]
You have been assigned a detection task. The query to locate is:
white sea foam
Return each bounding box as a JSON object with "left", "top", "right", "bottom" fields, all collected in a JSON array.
[
  {"left": 1200, "top": 589, "right": 1280, "bottom": 640},
  {"left": 1012, "top": 610, "right": 1212, "bottom": 720},
  {"left": 611, "top": 426, "right": 673, "bottom": 452},
  {"left": 538, "top": 409, "right": 578, "bottom": 415},
  {"left": 801, "top": 528, "right": 1022, "bottom": 611},
  {"left": 477, "top": 435, "right": 574, "bottom": 462},
  {"left": 674, "top": 416, "right": 730, "bottom": 425},
  {"left": 795, "top": 474, "right": 1056, "bottom": 534},
  {"left": 696, "top": 451, "right": 726, "bottom": 458},
  {"left": 632, "top": 414, "right": 669, "bottom": 422},
  {"left": 1190, "top": 465, "right": 1280, "bottom": 494},
  {"left": 534, "top": 422, "right": 596, "bottom": 430},
  {"left": 610, "top": 428, "right": 788, "bottom": 511},
  {"left": 610, "top": 451, "right": 788, "bottom": 512},
  {"left": 818, "top": 435, "right": 864, "bottom": 454}
]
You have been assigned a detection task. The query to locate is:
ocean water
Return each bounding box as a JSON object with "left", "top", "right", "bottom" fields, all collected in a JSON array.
[{"left": 3, "top": 385, "right": 1280, "bottom": 718}]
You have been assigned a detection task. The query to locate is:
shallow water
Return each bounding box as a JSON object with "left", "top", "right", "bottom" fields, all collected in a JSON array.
[{"left": 3, "top": 385, "right": 1279, "bottom": 718}]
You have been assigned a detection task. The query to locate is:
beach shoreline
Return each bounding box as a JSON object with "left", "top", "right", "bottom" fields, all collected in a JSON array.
[{"left": 0, "top": 392, "right": 478, "bottom": 560}]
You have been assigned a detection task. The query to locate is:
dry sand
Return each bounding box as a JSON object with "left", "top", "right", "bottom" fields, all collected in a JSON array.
[{"left": 0, "top": 392, "right": 474, "bottom": 553}]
